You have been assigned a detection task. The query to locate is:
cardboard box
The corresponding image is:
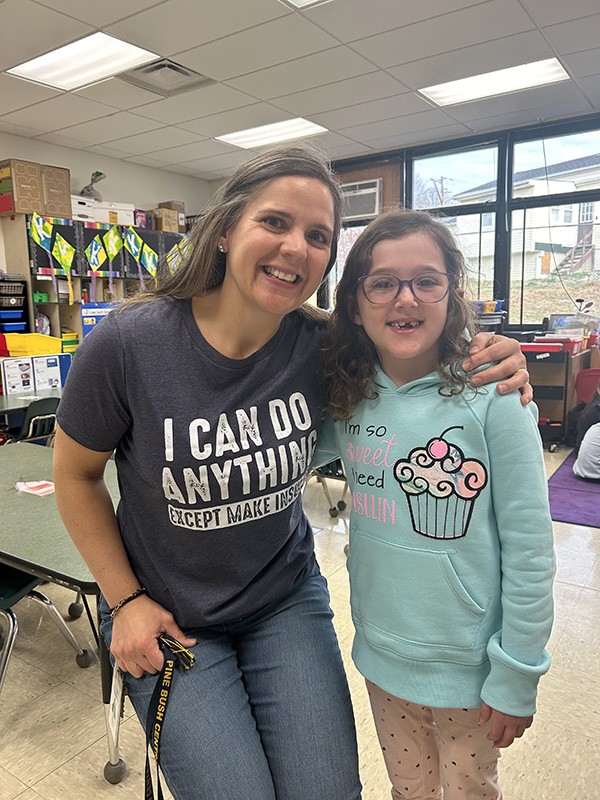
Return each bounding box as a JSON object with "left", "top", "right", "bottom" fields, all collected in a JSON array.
[
  {"left": 41, "top": 164, "right": 71, "bottom": 217},
  {"left": 153, "top": 207, "right": 179, "bottom": 232},
  {"left": 178, "top": 212, "right": 187, "bottom": 233},
  {"left": 0, "top": 159, "right": 44, "bottom": 216},
  {"left": 71, "top": 195, "right": 96, "bottom": 221},
  {"left": 159, "top": 200, "right": 185, "bottom": 213},
  {"left": 94, "top": 201, "right": 135, "bottom": 226}
]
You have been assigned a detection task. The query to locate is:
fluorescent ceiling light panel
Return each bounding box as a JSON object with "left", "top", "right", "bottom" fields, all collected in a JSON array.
[
  {"left": 7, "top": 32, "right": 159, "bottom": 91},
  {"left": 278, "top": 0, "right": 333, "bottom": 8},
  {"left": 215, "top": 118, "right": 328, "bottom": 149},
  {"left": 419, "top": 58, "right": 569, "bottom": 106}
]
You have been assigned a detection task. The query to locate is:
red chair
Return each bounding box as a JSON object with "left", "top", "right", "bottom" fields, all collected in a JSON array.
[{"left": 575, "top": 369, "right": 600, "bottom": 404}]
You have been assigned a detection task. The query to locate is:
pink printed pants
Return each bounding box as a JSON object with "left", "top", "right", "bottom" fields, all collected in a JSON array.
[{"left": 366, "top": 680, "right": 502, "bottom": 800}]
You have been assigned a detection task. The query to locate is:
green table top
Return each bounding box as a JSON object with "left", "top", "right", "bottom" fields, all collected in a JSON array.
[{"left": 0, "top": 443, "right": 119, "bottom": 592}]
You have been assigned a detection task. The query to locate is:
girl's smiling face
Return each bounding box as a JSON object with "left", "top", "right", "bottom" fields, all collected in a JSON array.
[
  {"left": 353, "top": 232, "right": 450, "bottom": 386},
  {"left": 218, "top": 175, "right": 335, "bottom": 324}
]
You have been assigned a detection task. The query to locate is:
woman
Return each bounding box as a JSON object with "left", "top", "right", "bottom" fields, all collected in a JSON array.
[{"left": 53, "top": 143, "right": 529, "bottom": 800}]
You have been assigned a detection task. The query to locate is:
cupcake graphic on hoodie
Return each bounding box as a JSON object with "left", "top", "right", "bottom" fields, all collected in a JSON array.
[{"left": 393, "top": 426, "right": 487, "bottom": 539}]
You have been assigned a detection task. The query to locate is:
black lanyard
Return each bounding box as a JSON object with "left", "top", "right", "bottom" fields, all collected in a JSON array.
[{"left": 145, "top": 634, "right": 195, "bottom": 800}]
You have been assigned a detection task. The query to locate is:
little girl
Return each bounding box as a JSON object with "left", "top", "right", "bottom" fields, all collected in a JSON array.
[{"left": 318, "top": 210, "right": 555, "bottom": 800}]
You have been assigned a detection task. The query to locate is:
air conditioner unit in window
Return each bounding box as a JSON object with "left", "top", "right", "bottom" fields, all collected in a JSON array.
[{"left": 341, "top": 179, "right": 382, "bottom": 222}]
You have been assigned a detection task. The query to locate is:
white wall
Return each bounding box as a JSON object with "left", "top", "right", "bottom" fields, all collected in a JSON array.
[{"left": 0, "top": 131, "right": 212, "bottom": 215}]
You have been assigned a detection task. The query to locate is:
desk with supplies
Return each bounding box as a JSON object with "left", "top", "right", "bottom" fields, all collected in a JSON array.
[{"left": 0, "top": 443, "right": 126, "bottom": 784}]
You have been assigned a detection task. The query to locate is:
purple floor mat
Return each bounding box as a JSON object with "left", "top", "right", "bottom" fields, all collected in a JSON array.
[{"left": 548, "top": 452, "right": 600, "bottom": 527}]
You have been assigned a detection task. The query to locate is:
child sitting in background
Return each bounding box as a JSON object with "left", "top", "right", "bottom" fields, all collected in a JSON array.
[
  {"left": 318, "top": 210, "right": 555, "bottom": 800},
  {"left": 573, "top": 378, "right": 600, "bottom": 481}
]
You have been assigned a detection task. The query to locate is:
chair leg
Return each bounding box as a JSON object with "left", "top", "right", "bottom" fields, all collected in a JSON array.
[
  {"left": 29, "top": 590, "right": 95, "bottom": 667},
  {"left": 0, "top": 608, "right": 18, "bottom": 697}
]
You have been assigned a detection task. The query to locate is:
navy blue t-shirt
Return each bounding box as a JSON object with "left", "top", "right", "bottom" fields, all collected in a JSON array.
[{"left": 57, "top": 298, "right": 327, "bottom": 628}]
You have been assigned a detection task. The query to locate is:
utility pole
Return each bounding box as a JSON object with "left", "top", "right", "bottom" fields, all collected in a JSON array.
[{"left": 431, "top": 177, "right": 453, "bottom": 206}]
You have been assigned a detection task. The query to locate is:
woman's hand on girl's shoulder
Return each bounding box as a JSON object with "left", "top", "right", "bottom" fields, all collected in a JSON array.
[
  {"left": 110, "top": 595, "right": 196, "bottom": 678},
  {"left": 463, "top": 332, "right": 533, "bottom": 406},
  {"left": 479, "top": 701, "right": 533, "bottom": 748}
]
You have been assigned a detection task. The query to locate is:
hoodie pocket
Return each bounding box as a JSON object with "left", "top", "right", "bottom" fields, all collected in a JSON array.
[{"left": 348, "top": 529, "right": 488, "bottom": 661}]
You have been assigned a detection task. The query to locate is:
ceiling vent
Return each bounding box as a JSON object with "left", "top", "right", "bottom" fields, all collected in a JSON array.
[{"left": 118, "top": 59, "right": 215, "bottom": 97}]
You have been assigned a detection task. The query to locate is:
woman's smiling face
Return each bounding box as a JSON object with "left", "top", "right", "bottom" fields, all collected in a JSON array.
[
  {"left": 353, "top": 232, "right": 450, "bottom": 386},
  {"left": 218, "top": 175, "right": 335, "bottom": 322}
]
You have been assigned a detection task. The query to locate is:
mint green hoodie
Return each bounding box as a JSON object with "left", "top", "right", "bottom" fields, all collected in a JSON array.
[{"left": 317, "top": 368, "right": 555, "bottom": 716}]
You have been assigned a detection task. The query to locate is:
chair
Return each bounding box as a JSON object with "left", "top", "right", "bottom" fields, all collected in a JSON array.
[
  {"left": 306, "top": 458, "right": 349, "bottom": 518},
  {"left": 4, "top": 397, "right": 59, "bottom": 446},
  {"left": 575, "top": 369, "right": 600, "bottom": 404},
  {"left": 0, "top": 563, "right": 94, "bottom": 696}
]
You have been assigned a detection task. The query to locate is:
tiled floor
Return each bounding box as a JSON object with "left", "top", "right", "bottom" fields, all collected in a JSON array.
[{"left": 1, "top": 443, "right": 599, "bottom": 800}]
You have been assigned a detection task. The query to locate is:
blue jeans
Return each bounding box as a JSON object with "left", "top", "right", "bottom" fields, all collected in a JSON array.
[{"left": 100, "top": 571, "right": 361, "bottom": 800}]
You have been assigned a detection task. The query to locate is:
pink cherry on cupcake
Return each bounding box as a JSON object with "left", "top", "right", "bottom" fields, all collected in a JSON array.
[{"left": 428, "top": 439, "right": 449, "bottom": 460}]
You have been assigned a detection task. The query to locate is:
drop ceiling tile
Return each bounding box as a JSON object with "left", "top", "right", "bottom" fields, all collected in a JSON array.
[
  {"left": 0, "top": 0, "right": 93, "bottom": 71},
  {"left": 341, "top": 108, "right": 461, "bottom": 145},
  {"left": 123, "top": 154, "right": 173, "bottom": 168},
  {"left": 388, "top": 30, "right": 556, "bottom": 90},
  {"left": 578, "top": 75, "right": 600, "bottom": 105},
  {"left": 131, "top": 84, "right": 257, "bottom": 124},
  {"left": 0, "top": 94, "right": 117, "bottom": 133},
  {"left": 563, "top": 48, "right": 600, "bottom": 79},
  {"left": 181, "top": 151, "right": 256, "bottom": 174},
  {"left": 351, "top": 0, "right": 536, "bottom": 69},
  {"left": 305, "top": 0, "right": 485, "bottom": 43},
  {"left": 43, "top": 111, "right": 163, "bottom": 147},
  {"left": 464, "top": 96, "right": 595, "bottom": 133},
  {"left": 36, "top": 131, "right": 92, "bottom": 149},
  {"left": 361, "top": 124, "right": 474, "bottom": 153},
  {"left": 445, "top": 81, "right": 588, "bottom": 123},
  {"left": 327, "top": 143, "right": 369, "bottom": 160},
  {"left": 225, "top": 46, "right": 378, "bottom": 100},
  {"left": 519, "top": 0, "right": 600, "bottom": 27},
  {"left": 33, "top": 0, "right": 167, "bottom": 28},
  {"left": 175, "top": 15, "right": 338, "bottom": 82},
  {"left": 74, "top": 78, "right": 163, "bottom": 110},
  {"left": 178, "top": 104, "right": 292, "bottom": 138},
  {"left": 102, "top": 125, "right": 200, "bottom": 154},
  {"left": 142, "top": 138, "right": 238, "bottom": 164},
  {"left": 161, "top": 163, "right": 215, "bottom": 178},
  {"left": 0, "top": 75, "right": 62, "bottom": 114},
  {"left": 79, "top": 144, "right": 134, "bottom": 159},
  {"left": 271, "top": 72, "right": 408, "bottom": 117},
  {"left": 0, "top": 119, "right": 49, "bottom": 138},
  {"left": 106, "top": 0, "right": 290, "bottom": 56},
  {"left": 311, "top": 93, "right": 434, "bottom": 131},
  {"left": 543, "top": 13, "right": 600, "bottom": 55}
]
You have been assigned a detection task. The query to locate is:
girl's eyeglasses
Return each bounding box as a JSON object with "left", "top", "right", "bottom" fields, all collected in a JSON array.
[{"left": 357, "top": 272, "right": 453, "bottom": 305}]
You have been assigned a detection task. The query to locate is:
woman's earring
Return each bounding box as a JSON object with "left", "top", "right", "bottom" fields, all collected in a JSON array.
[{"left": 218, "top": 244, "right": 225, "bottom": 253}]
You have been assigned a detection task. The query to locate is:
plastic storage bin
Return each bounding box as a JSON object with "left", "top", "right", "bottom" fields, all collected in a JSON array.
[
  {"left": 4, "top": 332, "right": 63, "bottom": 356},
  {"left": 0, "top": 321, "right": 26, "bottom": 332}
]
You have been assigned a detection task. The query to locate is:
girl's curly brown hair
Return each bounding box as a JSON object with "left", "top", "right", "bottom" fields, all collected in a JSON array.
[{"left": 322, "top": 210, "right": 478, "bottom": 421}]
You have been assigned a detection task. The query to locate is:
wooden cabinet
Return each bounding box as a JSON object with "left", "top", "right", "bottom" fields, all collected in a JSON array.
[{"left": 525, "top": 348, "right": 592, "bottom": 434}]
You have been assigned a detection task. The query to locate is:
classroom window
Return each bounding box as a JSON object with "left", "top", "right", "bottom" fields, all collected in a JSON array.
[
  {"left": 412, "top": 146, "right": 498, "bottom": 209},
  {"left": 512, "top": 128, "right": 600, "bottom": 199},
  {"left": 509, "top": 204, "right": 600, "bottom": 326}
]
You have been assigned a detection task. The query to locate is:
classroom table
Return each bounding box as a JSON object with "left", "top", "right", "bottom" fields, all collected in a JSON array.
[
  {"left": 0, "top": 387, "right": 63, "bottom": 415},
  {"left": 0, "top": 442, "right": 126, "bottom": 783}
]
